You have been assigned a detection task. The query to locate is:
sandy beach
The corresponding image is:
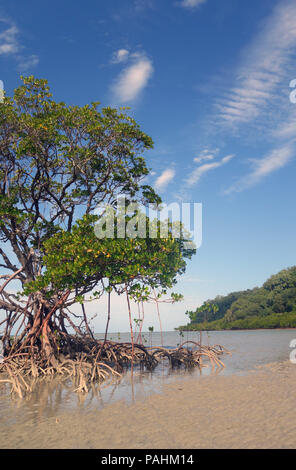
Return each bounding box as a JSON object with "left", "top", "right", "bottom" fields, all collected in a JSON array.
[{"left": 0, "top": 360, "right": 296, "bottom": 449}]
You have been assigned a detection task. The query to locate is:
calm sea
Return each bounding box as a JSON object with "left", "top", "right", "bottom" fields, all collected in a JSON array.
[{"left": 0, "top": 329, "right": 295, "bottom": 425}]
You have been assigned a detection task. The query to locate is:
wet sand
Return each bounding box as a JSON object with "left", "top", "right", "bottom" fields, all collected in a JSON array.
[{"left": 1, "top": 360, "right": 296, "bottom": 449}]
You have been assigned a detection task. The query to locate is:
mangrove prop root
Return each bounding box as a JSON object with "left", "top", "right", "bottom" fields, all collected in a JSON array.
[{"left": 0, "top": 336, "right": 230, "bottom": 398}]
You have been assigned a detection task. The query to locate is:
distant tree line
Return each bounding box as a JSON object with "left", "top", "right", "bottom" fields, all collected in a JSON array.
[{"left": 179, "top": 266, "right": 296, "bottom": 330}]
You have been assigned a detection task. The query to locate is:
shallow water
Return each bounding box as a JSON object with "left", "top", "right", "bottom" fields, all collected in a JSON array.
[{"left": 0, "top": 329, "right": 295, "bottom": 432}]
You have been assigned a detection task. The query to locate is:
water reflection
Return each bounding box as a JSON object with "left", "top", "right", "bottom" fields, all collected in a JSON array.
[
  {"left": 0, "top": 360, "right": 222, "bottom": 426},
  {"left": 0, "top": 328, "right": 295, "bottom": 427}
]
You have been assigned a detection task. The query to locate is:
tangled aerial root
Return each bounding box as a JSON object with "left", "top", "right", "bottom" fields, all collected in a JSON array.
[
  {"left": 0, "top": 338, "right": 230, "bottom": 398},
  {"left": 0, "top": 352, "right": 122, "bottom": 398},
  {"left": 151, "top": 341, "right": 230, "bottom": 369}
]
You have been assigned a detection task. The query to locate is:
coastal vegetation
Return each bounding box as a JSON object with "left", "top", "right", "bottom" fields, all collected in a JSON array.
[{"left": 179, "top": 266, "right": 296, "bottom": 331}]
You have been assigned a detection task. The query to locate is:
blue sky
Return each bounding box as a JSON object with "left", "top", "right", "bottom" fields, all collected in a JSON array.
[{"left": 1, "top": 0, "right": 296, "bottom": 331}]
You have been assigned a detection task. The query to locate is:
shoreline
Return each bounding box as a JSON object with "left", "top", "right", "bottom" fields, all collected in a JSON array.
[
  {"left": 1, "top": 359, "right": 296, "bottom": 449},
  {"left": 177, "top": 327, "right": 296, "bottom": 332}
]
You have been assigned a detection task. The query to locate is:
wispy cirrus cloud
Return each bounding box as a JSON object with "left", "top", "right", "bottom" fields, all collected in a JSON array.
[
  {"left": 224, "top": 144, "right": 294, "bottom": 194},
  {"left": 208, "top": 0, "right": 296, "bottom": 193},
  {"left": 179, "top": 0, "right": 207, "bottom": 9},
  {"left": 16, "top": 54, "right": 39, "bottom": 71},
  {"left": 187, "top": 152, "right": 234, "bottom": 186},
  {"left": 193, "top": 148, "right": 219, "bottom": 164},
  {"left": 154, "top": 168, "right": 175, "bottom": 191},
  {"left": 0, "top": 18, "right": 39, "bottom": 71},
  {"left": 217, "top": 0, "right": 296, "bottom": 125},
  {"left": 0, "top": 23, "right": 19, "bottom": 55},
  {"left": 111, "top": 52, "right": 153, "bottom": 103}
]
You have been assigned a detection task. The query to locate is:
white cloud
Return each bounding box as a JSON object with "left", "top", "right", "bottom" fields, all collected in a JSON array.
[
  {"left": 178, "top": 1, "right": 296, "bottom": 195},
  {"left": 208, "top": 0, "right": 296, "bottom": 194},
  {"left": 0, "top": 19, "right": 39, "bottom": 70},
  {"left": 111, "top": 49, "right": 129, "bottom": 64},
  {"left": 180, "top": 0, "right": 207, "bottom": 8},
  {"left": 17, "top": 54, "right": 39, "bottom": 71},
  {"left": 154, "top": 168, "right": 175, "bottom": 191},
  {"left": 194, "top": 148, "right": 219, "bottom": 164},
  {"left": 0, "top": 24, "right": 19, "bottom": 55},
  {"left": 187, "top": 154, "right": 234, "bottom": 186},
  {"left": 111, "top": 53, "right": 153, "bottom": 103},
  {"left": 224, "top": 145, "right": 294, "bottom": 194},
  {"left": 217, "top": 0, "right": 296, "bottom": 125}
]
